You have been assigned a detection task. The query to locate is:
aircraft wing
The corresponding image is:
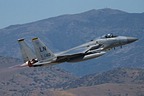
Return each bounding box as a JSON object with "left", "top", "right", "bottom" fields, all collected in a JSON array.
[
  {"left": 56, "top": 44, "right": 103, "bottom": 61},
  {"left": 59, "top": 43, "right": 102, "bottom": 55}
]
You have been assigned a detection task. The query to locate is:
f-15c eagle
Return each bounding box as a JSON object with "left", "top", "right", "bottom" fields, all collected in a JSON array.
[{"left": 15, "top": 34, "right": 138, "bottom": 67}]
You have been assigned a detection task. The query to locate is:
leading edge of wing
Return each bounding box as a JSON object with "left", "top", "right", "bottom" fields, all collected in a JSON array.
[{"left": 57, "top": 43, "right": 92, "bottom": 56}]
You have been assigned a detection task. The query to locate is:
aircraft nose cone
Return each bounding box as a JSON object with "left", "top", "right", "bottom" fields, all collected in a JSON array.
[{"left": 127, "top": 37, "right": 138, "bottom": 43}]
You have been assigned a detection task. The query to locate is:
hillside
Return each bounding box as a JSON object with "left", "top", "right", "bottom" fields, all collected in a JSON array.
[
  {"left": 0, "top": 57, "right": 76, "bottom": 96},
  {"left": 53, "top": 84, "right": 144, "bottom": 96},
  {"left": 0, "top": 8, "right": 144, "bottom": 75},
  {"left": 1, "top": 67, "right": 143, "bottom": 96},
  {"left": 58, "top": 68, "right": 144, "bottom": 89},
  {"left": 49, "top": 68, "right": 144, "bottom": 96},
  {"left": 0, "top": 56, "right": 21, "bottom": 69}
]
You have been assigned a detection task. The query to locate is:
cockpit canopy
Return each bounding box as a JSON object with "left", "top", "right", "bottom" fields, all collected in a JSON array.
[{"left": 101, "top": 33, "right": 117, "bottom": 38}]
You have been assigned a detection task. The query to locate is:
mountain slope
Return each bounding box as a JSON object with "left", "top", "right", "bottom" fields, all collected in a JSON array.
[
  {"left": 53, "top": 83, "right": 144, "bottom": 96},
  {"left": 0, "top": 8, "right": 144, "bottom": 75},
  {"left": 58, "top": 68, "right": 144, "bottom": 89},
  {"left": 0, "top": 66, "right": 76, "bottom": 96},
  {"left": 0, "top": 56, "right": 21, "bottom": 69},
  {"left": 0, "top": 57, "right": 144, "bottom": 96}
]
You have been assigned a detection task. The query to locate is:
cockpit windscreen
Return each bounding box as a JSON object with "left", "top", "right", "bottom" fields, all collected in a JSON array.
[{"left": 101, "top": 33, "right": 117, "bottom": 38}]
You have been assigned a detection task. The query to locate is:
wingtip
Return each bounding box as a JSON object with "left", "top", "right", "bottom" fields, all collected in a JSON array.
[
  {"left": 32, "top": 37, "right": 38, "bottom": 41},
  {"left": 18, "top": 38, "right": 25, "bottom": 42}
]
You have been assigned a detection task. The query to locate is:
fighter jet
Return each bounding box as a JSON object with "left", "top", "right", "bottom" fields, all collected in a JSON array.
[{"left": 17, "top": 33, "right": 138, "bottom": 67}]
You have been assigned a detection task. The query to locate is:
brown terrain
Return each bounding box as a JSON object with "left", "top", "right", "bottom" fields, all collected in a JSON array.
[
  {"left": 0, "top": 58, "right": 144, "bottom": 96},
  {"left": 0, "top": 57, "right": 76, "bottom": 96},
  {"left": 52, "top": 83, "right": 144, "bottom": 96}
]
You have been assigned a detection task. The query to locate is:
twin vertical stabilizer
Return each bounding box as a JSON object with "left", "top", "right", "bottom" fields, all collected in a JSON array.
[
  {"left": 18, "top": 38, "right": 55, "bottom": 63},
  {"left": 32, "top": 38, "right": 55, "bottom": 61},
  {"left": 18, "top": 39, "right": 36, "bottom": 62}
]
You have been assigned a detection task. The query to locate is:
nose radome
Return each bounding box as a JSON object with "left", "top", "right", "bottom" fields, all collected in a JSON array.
[{"left": 127, "top": 37, "right": 138, "bottom": 43}]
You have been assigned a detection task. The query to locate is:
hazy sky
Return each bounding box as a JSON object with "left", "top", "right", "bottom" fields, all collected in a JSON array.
[{"left": 0, "top": 0, "right": 144, "bottom": 29}]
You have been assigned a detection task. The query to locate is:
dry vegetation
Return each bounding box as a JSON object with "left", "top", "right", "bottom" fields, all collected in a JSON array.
[{"left": 53, "top": 83, "right": 144, "bottom": 96}]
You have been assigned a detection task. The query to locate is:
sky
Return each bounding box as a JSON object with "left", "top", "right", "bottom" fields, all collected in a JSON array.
[{"left": 0, "top": 0, "right": 144, "bottom": 29}]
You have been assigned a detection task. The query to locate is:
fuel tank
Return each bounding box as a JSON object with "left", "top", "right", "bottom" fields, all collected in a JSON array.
[
  {"left": 68, "top": 51, "right": 106, "bottom": 62},
  {"left": 83, "top": 51, "right": 106, "bottom": 60}
]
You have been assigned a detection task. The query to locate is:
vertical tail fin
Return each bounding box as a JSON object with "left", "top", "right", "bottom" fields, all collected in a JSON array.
[
  {"left": 32, "top": 38, "right": 55, "bottom": 61},
  {"left": 18, "top": 38, "right": 36, "bottom": 62}
]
